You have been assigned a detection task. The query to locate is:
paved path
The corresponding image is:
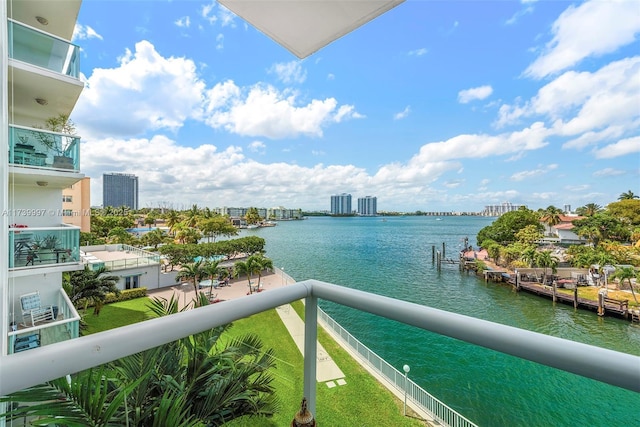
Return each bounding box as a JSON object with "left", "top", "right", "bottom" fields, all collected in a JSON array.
[
  {"left": 276, "top": 304, "right": 345, "bottom": 384},
  {"left": 147, "top": 270, "right": 346, "bottom": 386}
]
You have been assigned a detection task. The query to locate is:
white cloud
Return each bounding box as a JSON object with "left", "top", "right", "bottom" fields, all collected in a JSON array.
[
  {"left": 444, "top": 179, "right": 465, "bottom": 188},
  {"left": 564, "top": 184, "right": 589, "bottom": 192},
  {"left": 268, "top": 61, "right": 307, "bottom": 84},
  {"left": 200, "top": 2, "right": 236, "bottom": 27},
  {"left": 248, "top": 140, "right": 266, "bottom": 153},
  {"left": 217, "top": 4, "right": 237, "bottom": 28},
  {"left": 201, "top": 1, "right": 218, "bottom": 25},
  {"left": 458, "top": 85, "right": 493, "bottom": 104},
  {"left": 593, "top": 168, "right": 625, "bottom": 177},
  {"left": 525, "top": 0, "right": 640, "bottom": 78},
  {"left": 175, "top": 16, "right": 190, "bottom": 28},
  {"left": 216, "top": 33, "right": 224, "bottom": 50},
  {"left": 408, "top": 48, "right": 428, "bottom": 56},
  {"left": 414, "top": 122, "right": 549, "bottom": 163},
  {"left": 510, "top": 163, "right": 557, "bottom": 181},
  {"left": 531, "top": 192, "right": 557, "bottom": 201},
  {"left": 394, "top": 106, "right": 411, "bottom": 120},
  {"left": 73, "top": 23, "right": 103, "bottom": 41},
  {"left": 203, "top": 81, "right": 363, "bottom": 139},
  {"left": 327, "top": 73, "right": 335, "bottom": 80},
  {"left": 497, "top": 57, "right": 640, "bottom": 158},
  {"left": 593, "top": 135, "right": 640, "bottom": 159},
  {"left": 73, "top": 41, "right": 360, "bottom": 141},
  {"left": 505, "top": 5, "right": 534, "bottom": 26},
  {"left": 74, "top": 41, "right": 205, "bottom": 138}
]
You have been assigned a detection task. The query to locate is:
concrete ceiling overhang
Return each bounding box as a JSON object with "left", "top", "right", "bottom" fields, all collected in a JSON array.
[{"left": 218, "top": 0, "right": 405, "bottom": 59}]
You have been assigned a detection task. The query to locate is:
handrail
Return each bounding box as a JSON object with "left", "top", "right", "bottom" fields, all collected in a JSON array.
[
  {"left": 1, "top": 280, "right": 638, "bottom": 413},
  {"left": 317, "top": 307, "right": 477, "bottom": 427}
]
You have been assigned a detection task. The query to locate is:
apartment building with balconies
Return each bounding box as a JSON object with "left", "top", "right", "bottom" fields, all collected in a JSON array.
[{"left": 2, "top": 0, "right": 84, "bottom": 355}]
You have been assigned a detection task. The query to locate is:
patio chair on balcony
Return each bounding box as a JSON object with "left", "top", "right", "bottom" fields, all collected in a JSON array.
[{"left": 20, "top": 291, "right": 55, "bottom": 327}]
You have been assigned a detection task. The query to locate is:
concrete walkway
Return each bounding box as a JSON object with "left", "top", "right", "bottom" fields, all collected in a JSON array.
[
  {"left": 275, "top": 304, "right": 345, "bottom": 385},
  {"left": 147, "top": 270, "right": 346, "bottom": 387}
]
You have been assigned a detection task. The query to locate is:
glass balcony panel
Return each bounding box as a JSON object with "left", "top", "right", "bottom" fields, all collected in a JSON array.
[
  {"left": 8, "top": 21, "right": 80, "bottom": 78},
  {"left": 7, "top": 290, "right": 80, "bottom": 355},
  {"left": 9, "top": 226, "right": 80, "bottom": 269},
  {"left": 9, "top": 125, "right": 80, "bottom": 171}
]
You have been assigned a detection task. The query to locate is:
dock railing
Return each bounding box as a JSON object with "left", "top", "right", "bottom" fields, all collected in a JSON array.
[{"left": 318, "top": 308, "right": 477, "bottom": 427}]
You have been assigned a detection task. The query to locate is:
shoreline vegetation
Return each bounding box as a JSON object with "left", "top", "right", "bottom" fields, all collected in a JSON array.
[{"left": 82, "top": 196, "right": 639, "bottom": 320}]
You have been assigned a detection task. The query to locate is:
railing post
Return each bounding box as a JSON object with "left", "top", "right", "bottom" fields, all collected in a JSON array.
[{"left": 304, "top": 294, "right": 318, "bottom": 417}]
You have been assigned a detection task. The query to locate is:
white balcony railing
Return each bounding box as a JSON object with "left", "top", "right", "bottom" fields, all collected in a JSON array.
[
  {"left": 1, "top": 280, "right": 638, "bottom": 421},
  {"left": 7, "top": 289, "right": 80, "bottom": 355}
]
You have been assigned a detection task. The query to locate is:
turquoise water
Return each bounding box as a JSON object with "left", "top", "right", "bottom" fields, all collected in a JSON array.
[{"left": 244, "top": 216, "right": 640, "bottom": 426}]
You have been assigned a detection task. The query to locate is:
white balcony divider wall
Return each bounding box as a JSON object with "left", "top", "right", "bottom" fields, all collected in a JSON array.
[
  {"left": 1, "top": 280, "right": 638, "bottom": 424},
  {"left": 1, "top": 0, "right": 10, "bottom": 359}
]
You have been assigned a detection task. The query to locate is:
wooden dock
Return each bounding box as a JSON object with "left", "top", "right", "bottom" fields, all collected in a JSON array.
[{"left": 516, "top": 281, "right": 630, "bottom": 318}]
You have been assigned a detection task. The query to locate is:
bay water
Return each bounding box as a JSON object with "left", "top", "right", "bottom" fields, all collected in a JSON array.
[{"left": 244, "top": 216, "right": 639, "bottom": 426}]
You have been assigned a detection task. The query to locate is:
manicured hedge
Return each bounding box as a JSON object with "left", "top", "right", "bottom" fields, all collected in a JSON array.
[{"left": 77, "top": 287, "right": 148, "bottom": 308}]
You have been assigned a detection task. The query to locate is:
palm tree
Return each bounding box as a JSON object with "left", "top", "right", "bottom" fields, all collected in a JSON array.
[
  {"left": 611, "top": 266, "right": 639, "bottom": 303},
  {"left": 202, "top": 260, "right": 223, "bottom": 297},
  {"left": 535, "top": 250, "right": 558, "bottom": 283},
  {"left": 252, "top": 253, "right": 274, "bottom": 290},
  {"left": 234, "top": 255, "right": 262, "bottom": 294},
  {"left": 541, "top": 205, "right": 562, "bottom": 229},
  {"left": 618, "top": 190, "right": 639, "bottom": 200},
  {"left": 576, "top": 203, "right": 602, "bottom": 217},
  {"left": 1, "top": 297, "right": 280, "bottom": 426},
  {"left": 521, "top": 247, "right": 538, "bottom": 278},
  {"left": 165, "top": 210, "right": 182, "bottom": 236},
  {"left": 185, "top": 204, "right": 200, "bottom": 228},
  {"left": 66, "top": 265, "right": 120, "bottom": 315},
  {"left": 176, "top": 261, "right": 204, "bottom": 294},
  {"left": 141, "top": 228, "right": 171, "bottom": 249}
]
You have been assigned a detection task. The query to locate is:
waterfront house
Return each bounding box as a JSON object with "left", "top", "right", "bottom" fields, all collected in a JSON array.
[{"left": 541, "top": 214, "right": 586, "bottom": 244}]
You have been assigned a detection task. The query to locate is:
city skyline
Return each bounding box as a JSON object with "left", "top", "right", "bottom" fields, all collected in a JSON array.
[{"left": 72, "top": 1, "right": 639, "bottom": 212}]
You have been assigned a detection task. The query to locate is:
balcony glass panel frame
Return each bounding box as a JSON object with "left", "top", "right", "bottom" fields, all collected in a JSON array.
[
  {"left": 9, "top": 125, "right": 80, "bottom": 172},
  {"left": 7, "top": 289, "right": 80, "bottom": 355},
  {"left": 8, "top": 20, "right": 80, "bottom": 78},
  {"left": 9, "top": 224, "right": 80, "bottom": 269}
]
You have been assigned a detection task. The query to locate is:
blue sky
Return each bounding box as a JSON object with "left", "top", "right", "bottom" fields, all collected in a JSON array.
[{"left": 71, "top": 0, "right": 640, "bottom": 212}]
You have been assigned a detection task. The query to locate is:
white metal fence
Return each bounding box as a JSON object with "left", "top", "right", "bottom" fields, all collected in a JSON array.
[{"left": 318, "top": 308, "right": 478, "bottom": 427}]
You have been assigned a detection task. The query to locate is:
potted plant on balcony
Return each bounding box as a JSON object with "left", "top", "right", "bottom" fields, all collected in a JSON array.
[{"left": 32, "top": 114, "right": 77, "bottom": 169}]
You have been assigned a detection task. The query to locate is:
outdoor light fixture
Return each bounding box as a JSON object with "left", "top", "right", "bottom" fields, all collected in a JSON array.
[
  {"left": 403, "top": 364, "right": 410, "bottom": 416},
  {"left": 36, "top": 181, "right": 48, "bottom": 187},
  {"left": 35, "top": 98, "right": 48, "bottom": 106},
  {"left": 35, "top": 16, "right": 48, "bottom": 25}
]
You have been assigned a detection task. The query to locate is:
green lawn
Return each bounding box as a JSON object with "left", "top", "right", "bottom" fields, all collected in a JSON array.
[
  {"left": 80, "top": 297, "right": 153, "bottom": 334},
  {"left": 82, "top": 297, "right": 427, "bottom": 426}
]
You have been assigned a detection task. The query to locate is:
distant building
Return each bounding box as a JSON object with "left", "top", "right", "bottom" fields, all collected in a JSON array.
[
  {"left": 267, "top": 207, "right": 303, "bottom": 220},
  {"left": 564, "top": 204, "right": 571, "bottom": 214},
  {"left": 103, "top": 173, "right": 138, "bottom": 210},
  {"left": 541, "top": 214, "right": 585, "bottom": 244},
  {"left": 481, "top": 202, "right": 526, "bottom": 216},
  {"left": 331, "top": 193, "right": 352, "bottom": 215},
  {"left": 62, "top": 177, "right": 91, "bottom": 232},
  {"left": 357, "top": 196, "right": 377, "bottom": 216}
]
